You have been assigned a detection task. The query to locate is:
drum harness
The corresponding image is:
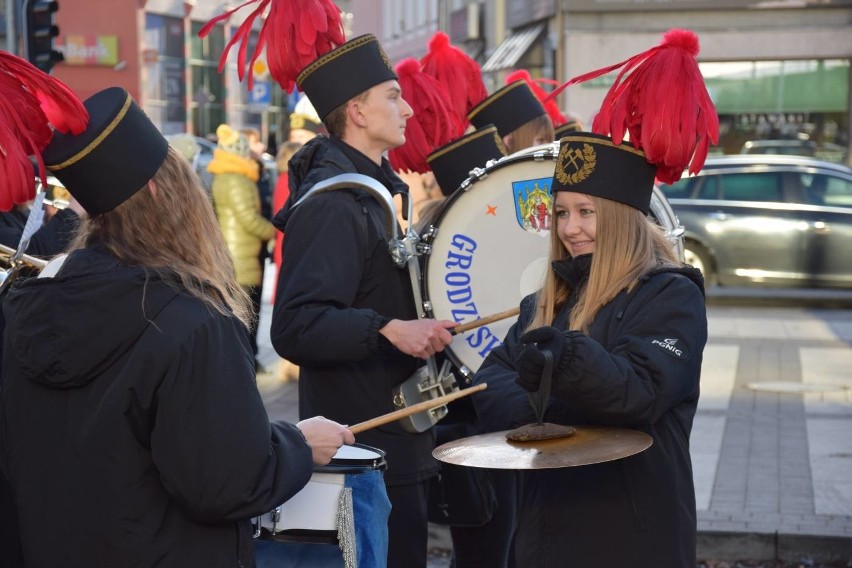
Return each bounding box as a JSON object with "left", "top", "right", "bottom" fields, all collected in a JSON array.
[{"left": 289, "top": 173, "right": 459, "bottom": 434}]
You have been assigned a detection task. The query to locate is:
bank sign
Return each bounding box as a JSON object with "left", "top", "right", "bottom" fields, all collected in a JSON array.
[{"left": 57, "top": 35, "right": 119, "bottom": 66}]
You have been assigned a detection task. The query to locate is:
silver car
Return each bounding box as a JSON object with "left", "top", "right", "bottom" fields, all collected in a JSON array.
[{"left": 658, "top": 155, "right": 852, "bottom": 289}]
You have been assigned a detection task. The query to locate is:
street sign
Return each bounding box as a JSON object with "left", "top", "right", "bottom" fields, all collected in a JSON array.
[{"left": 248, "top": 80, "right": 270, "bottom": 111}]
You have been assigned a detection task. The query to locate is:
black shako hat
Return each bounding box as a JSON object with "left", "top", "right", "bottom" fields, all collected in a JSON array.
[
  {"left": 552, "top": 132, "right": 656, "bottom": 214},
  {"left": 467, "top": 80, "right": 546, "bottom": 137},
  {"left": 296, "top": 34, "right": 398, "bottom": 121},
  {"left": 43, "top": 87, "right": 169, "bottom": 215},
  {"left": 426, "top": 125, "right": 507, "bottom": 196}
]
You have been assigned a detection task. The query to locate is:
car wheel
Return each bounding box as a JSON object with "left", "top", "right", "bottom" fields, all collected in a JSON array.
[{"left": 684, "top": 241, "right": 715, "bottom": 285}]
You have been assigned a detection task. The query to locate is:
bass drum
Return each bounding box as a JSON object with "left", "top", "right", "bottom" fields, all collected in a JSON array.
[{"left": 420, "top": 142, "right": 683, "bottom": 380}]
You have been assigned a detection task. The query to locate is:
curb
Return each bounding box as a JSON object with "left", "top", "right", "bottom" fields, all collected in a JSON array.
[
  {"left": 431, "top": 524, "right": 852, "bottom": 564},
  {"left": 698, "top": 531, "right": 852, "bottom": 564},
  {"left": 706, "top": 287, "right": 852, "bottom": 309}
]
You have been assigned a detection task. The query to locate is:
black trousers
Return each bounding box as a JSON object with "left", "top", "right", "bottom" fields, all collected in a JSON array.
[
  {"left": 386, "top": 479, "right": 430, "bottom": 568},
  {"left": 449, "top": 470, "right": 517, "bottom": 568}
]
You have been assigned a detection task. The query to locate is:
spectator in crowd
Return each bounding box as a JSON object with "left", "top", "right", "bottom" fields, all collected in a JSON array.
[{"left": 208, "top": 124, "right": 276, "bottom": 371}]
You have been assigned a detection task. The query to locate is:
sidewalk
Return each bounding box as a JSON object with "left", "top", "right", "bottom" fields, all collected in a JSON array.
[{"left": 255, "top": 278, "right": 852, "bottom": 563}]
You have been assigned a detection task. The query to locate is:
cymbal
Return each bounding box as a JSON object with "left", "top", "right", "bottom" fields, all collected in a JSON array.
[{"left": 433, "top": 426, "right": 653, "bottom": 470}]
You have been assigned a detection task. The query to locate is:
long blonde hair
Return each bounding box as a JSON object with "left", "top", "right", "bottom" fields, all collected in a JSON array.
[
  {"left": 69, "top": 147, "right": 254, "bottom": 327},
  {"left": 529, "top": 195, "right": 679, "bottom": 333}
]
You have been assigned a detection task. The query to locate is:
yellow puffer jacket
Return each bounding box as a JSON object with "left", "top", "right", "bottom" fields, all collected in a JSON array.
[{"left": 208, "top": 149, "right": 275, "bottom": 287}]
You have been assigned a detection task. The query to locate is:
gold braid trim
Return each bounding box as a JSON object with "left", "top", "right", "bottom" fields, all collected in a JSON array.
[
  {"left": 427, "top": 126, "right": 501, "bottom": 163},
  {"left": 467, "top": 81, "right": 525, "bottom": 121},
  {"left": 297, "top": 35, "right": 382, "bottom": 86},
  {"left": 49, "top": 94, "right": 133, "bottom": 171},
  {"left": 561, "top": 135, "right": 647, "bottom": 159}
]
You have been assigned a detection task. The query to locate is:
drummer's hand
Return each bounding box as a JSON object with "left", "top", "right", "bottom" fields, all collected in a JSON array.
[
  {"left": 514, "top": 327, "right": 565, "bottom": 392},
  {"left": 296, "top": 416, "right": 355, "bottom": 466},
  {"left": 380, "top": 318, "right": 455, "bottom": 360}
]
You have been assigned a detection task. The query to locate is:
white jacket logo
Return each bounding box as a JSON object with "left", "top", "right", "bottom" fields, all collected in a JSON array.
[{"left": 651, "top": 338, "right": 686, "bottom": 359}]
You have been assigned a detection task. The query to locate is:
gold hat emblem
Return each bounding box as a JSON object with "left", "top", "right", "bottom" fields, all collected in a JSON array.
[{"left": 556, "top": 142, "right": 597, "bottom": 185}]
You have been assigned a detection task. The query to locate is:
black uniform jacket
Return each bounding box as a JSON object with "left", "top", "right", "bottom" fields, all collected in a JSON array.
[
  {"left": 271, "top": 136, "right": 437, "bottom": 485},
  {"left": 0, "top": 207, "right": 79, "bottom": 256},
  {"left": 0, "top": 245, "right": 313, "bottom": 568},
  {"left": 473, "top": 257, "right": 707, "bottom": 568}
]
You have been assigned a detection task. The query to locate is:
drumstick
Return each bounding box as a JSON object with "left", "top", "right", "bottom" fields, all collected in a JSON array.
[
  {"left": 451, "top": 307, "right": 520, "bottom": 336},
  {"left": 350, "top": 383, "right": 488, "bottom": 435}
]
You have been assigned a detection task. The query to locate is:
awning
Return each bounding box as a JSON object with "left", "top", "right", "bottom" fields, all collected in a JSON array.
[{"left": 481, "top": 23, "right": 545, "bottom": 73}]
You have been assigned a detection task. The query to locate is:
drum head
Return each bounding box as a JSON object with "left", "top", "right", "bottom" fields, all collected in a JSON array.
[
  {"left": 314, "top": 442, "right": 386, "bottom": 474},
  {"left": 422, "top": 143, "right": 684, "bottom": 376},
  {"left": 423, "top": 144, "right": 557, "bottom": 376}
]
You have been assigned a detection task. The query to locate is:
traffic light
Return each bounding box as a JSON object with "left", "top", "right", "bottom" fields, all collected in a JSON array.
[{"left": 23, "top": 0, "right": 63, "bottom": 74}]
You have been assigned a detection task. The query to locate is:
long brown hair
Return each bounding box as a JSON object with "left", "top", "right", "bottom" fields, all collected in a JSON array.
[
  {"left": 504, "top": 114, "right": 554, "bottom": 154},
  {"left": 529, "top": 195, "right": 679, "bottom": 333},
  {"left": 69, "top": 147, "right": 253, "bottom": 327}
]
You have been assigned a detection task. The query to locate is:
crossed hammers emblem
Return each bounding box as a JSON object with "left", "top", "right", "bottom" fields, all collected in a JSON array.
[{"left": 564, "top": 147, "right": 585, "bottom": 171}]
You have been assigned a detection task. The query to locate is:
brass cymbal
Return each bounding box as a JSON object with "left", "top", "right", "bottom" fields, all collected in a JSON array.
[{"left": 433, "top": 426, "right": 653, "bottom": 470}]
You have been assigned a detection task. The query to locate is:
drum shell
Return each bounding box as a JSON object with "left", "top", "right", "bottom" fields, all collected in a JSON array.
[
  {"left": 420, "top": 142, "right": 684, "bottom": 378},
  {"left": 257, "top": 443, "right": 386, "bottom": 540}
]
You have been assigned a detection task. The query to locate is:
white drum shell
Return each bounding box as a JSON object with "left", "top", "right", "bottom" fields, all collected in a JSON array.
[{"left": 259, "top": 444, "right": 384, "bottom": 535}]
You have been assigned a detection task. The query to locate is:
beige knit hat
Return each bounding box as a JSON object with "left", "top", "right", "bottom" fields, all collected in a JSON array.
[{"left": 215, "top": 124, "right": 250, "bottom": 158}]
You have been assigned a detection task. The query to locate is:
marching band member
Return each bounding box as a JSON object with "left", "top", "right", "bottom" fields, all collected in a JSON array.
[
  {"left": 0, "top": 86, "right": 353, "bottom": 568},
  {"left": 468, "top": 79, "right": 555, "bottom": 154},
  {"left": 199, "top": 2, "right": 458, "bottom": 565},
  {"left": 267, "top": 37, "right": 457, "bottom": 567},
  {"left": 471, "top": 29, "right": 718, "bottom": 567}
]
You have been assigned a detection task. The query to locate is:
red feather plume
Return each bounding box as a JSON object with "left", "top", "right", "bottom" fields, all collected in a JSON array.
[
  {"left": 388, "top": 58, "right": 464, "bottom": 174},
  {"left": 505, "top": 69, "right": 566, "bottom": 127},
  {"left": 198, "top": 0, "right": 345, "bottom": 93},
  {"left": 545, "top": 29, "right": 719, "bottom": 184},
  {"left": 0, "top": 52, "right": 88, "bottom": 212},
  {"left": 420, "top": 32, "right": 486, "bottom": 129}
]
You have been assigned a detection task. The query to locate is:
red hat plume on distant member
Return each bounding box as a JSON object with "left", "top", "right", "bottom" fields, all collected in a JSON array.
[
  {"left": 0, "top": 51, "right": 88, "bottom": 212},
  {"left": 547, "top": 29, "right": 719, "bottom": 184},
  {"left": 420, "top": 31, "right": 487, "bottom": 129},
  {"left": 505, "top": 69, "right": 566, "bottom": 128},
  {"left": 198, "top": 0, "right": 345, "bottom": 92},
  {"left": 388, "top": 58, "right": 464, "bottom": 174}
]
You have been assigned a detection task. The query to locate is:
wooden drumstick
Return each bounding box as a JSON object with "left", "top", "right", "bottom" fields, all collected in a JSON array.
[
  {"left": 350, "top": 383, "right": 488, "bottom": 435},
  {"left": 451, "top": 307, "right": 520, "bottom": 336}
]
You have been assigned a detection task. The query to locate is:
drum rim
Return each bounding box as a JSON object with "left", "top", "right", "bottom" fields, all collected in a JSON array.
[
  {"left": 313, "top": 442, "right": 387, "bottom": 473},
  {"left": 424, "top": 142, "right": 559, "bottom": 231}
]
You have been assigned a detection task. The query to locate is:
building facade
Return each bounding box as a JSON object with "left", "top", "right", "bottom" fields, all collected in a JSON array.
[
  {"left": 5, "top": 0, "right": 357, "bottom": 144},
  {"left": 354, "top": 0, "right": 852, "bottom": 163},
  {"left": 1, "top": 0, "right": 849, "bottom": 160}
]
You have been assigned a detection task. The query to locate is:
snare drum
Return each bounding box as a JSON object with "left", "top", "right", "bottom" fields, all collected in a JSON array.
[
  {"left": 258, "top": 444, "right": 387, "bottom": 542},
  {"left": 420, "top": 142, "right": 684, "bottom": 379},
  {"left": 255, "top": 444, "right": 390, "bottom": 567}
]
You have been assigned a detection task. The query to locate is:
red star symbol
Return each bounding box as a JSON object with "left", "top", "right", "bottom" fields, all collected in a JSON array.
[{"left": 486, "top": 205, "right": 497, "bottom": 216}]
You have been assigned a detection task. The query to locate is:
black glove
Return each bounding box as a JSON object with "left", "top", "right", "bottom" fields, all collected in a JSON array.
[{"left": 514, "top": 326, "right": 564, "bottom": 392}]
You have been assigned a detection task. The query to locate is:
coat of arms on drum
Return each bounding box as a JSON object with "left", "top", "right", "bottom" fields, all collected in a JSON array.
[{"left": 513, "top": 178, "right": 554, "bottom": 234}]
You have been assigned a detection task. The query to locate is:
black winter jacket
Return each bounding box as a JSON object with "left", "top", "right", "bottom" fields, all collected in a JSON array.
[
  {"left": 473, "top": 258, "right": 707, "bottom": 568},
  {"left": 271, "top": 136, "right": 438, "bottom": 485},
  {"left": 0, "top": 246, "right": 313, "bottom": 568}
]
